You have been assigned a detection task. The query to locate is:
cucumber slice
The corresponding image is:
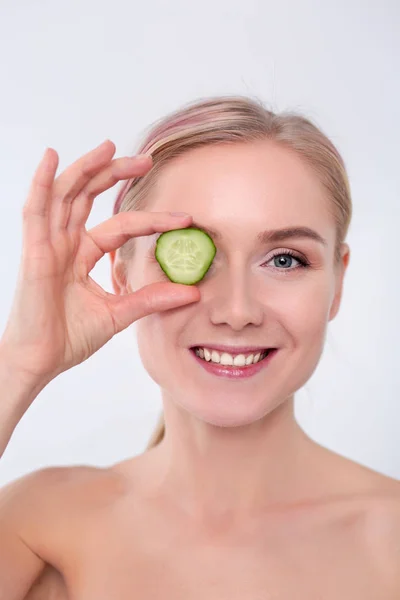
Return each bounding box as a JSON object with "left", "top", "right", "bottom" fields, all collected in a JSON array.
[{"left": 155, "top": 227, "right": 216, "bottom": 285}]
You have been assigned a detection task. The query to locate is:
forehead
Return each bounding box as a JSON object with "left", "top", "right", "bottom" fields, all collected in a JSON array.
[{"left": 146, "top": 140, "right": 336, "bottom": 245}]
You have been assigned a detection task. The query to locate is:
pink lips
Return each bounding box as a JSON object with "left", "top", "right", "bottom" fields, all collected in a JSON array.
[
  {"left": 190, "top": 348, "right": 278, "bottom": 379},
  {"left": 191, "top": 344, "right": 268, "bottom": 355}
]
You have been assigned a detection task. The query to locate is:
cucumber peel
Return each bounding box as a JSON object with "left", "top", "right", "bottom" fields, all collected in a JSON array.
[{"left": 155, "top": 227, "right": 216, "bottom": 285}]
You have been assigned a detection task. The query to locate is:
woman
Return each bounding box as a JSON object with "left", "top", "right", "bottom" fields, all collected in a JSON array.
[{"left": 0, "top": 95, "right": 399, "bottom": 599}]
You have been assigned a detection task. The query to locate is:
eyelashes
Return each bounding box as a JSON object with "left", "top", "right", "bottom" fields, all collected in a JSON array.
[{"left": 262, "top": 249, "right": 311, "bottom": 273}]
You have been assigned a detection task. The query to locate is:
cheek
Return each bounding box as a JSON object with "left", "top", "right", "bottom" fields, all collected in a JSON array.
[
  {"left": 136, "top": 317, "right": 163, "bottom": 385},
  {"left": 271, "top": 277, "right": 335, "bottom": 394},
  {"left": 276, "top": 276, "right": 334, "bottom": 343},
  {"left": 135, "top": 313, "right": 180, "bottom": 386},
  {"left": 136, "top": 310, "right": 162, "bottom": 344}
]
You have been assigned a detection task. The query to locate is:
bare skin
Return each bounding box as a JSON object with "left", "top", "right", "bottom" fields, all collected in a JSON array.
[
  {"left": 1, "top": 138, "right": 399, "bottom": 599},
  {"left": 0, "top": 141, "right": 199, "bottom": 599},
  {"left": 16, "top": 445, "right": 400, "bottom": 599}
]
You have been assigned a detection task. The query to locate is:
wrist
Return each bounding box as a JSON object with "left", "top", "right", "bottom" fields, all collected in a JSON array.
[{"left": 0, "top": 342, "right": 50, "bottom": 402}]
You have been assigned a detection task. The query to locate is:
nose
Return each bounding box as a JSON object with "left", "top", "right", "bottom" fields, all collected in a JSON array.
[{"left": 209, "top": 266, "right": 264, "bottom": 331}]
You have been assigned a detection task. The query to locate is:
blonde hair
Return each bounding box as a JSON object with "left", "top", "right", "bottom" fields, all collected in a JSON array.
[{"left": 112, "top": 95, "right": 353, "bottom": 451}]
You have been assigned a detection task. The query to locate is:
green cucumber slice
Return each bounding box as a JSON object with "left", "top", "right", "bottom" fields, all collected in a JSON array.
[{"left": 155, "top": 227, "right": 216, "bottom": 285}]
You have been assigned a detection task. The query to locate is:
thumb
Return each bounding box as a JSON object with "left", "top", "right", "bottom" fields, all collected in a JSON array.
[{"left": 107, "top": 282, "right": 201, "bottom": 333}]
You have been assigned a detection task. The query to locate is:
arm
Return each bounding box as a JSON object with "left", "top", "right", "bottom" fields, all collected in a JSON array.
[
  {"left": 0, "top": 525, "right": 45, "bottom": 600},
  {"left": 0, "top": 473, "right": 48, "bottom": 600},
  {"left": 0, "top": 348, "right": 48, "bottom": 459}
]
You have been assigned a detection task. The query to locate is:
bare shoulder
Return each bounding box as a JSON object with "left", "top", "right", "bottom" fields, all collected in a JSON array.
[
  {"left": 0, "top": 465, "right": 128, "bottom": 600},
  {"left": 1, "top": 463, "right": 125, "bottom": 516},
  {"left": 361, "top": 482, "right": 400, "bottom": 580},
  {"left": 320, "top": 448, "right": 400, "bottom": 586},
  {"left": 1, "top": 463, "right": 128, "bottom": 560}
]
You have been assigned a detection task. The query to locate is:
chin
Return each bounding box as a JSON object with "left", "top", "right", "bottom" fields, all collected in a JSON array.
[{"left": 168, "top": 379, "right": 289, "bottom": 428}]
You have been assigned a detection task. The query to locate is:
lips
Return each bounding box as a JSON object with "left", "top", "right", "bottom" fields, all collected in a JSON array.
[
  {"left": 189, "top": 347, "right": 278, "bottom": 379},
  {"left": 190, "top": 344, "right": 272, "bottom": 355}
]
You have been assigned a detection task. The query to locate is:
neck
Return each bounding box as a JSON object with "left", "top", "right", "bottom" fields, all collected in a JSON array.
[{"left": 148, "top": 393, "right": 321, "bottom": 522}]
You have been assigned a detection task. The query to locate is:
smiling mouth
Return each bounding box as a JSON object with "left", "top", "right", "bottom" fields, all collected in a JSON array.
[{"left": 190, "top": 347, "right": 274, "bottom": 367}]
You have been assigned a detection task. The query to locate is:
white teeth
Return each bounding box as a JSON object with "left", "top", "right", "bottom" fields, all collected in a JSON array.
[
  {"left": 220, "top": 353, "right": 233, "bottom": 366},
  {"left": 194, "top": 347, "right": 267, "bottom": 366},
  {"left": 211, "top": 350, "right": 220, "bottom": 363},
  {"left": 233, "top": 354, "right": 246, "bottom": 367}
]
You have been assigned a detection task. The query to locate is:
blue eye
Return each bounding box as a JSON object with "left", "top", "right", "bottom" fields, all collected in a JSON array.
[{"left": 263, "top": 250, "right": 310, "bottom": 272}]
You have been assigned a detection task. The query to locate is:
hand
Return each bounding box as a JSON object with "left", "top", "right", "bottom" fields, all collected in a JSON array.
[{"left": 0, "top": 141, "right": 199, "bottom": 384}]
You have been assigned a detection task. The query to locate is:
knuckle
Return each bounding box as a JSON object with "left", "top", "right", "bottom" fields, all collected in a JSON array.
[
  {"left": 108, "top": 171, "right": 120, "bottom": 188},
  {"left": 22, "top": 204, "right": 45, "bottom": 219},
  {"left": 116, "top": 211, "right": 134, "bottom": 234},
  {"left": 34, "top": 178, "right": 51, "bottom": 191},
  {"left": 80, "top": 161, "right": 95, "bottom": 179},
  {"left": 114, "top": 212, "right": 127, "bottom": 234},
  {"left": 110, "top": 157, "right": 124, "bottom": 170},
  {"left": 142, "top": 287, "right": 156, "bottom": 313}
]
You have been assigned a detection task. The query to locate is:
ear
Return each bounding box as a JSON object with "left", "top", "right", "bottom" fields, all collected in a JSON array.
[
  {"left": 109, "top": 249, "right": 129, "bottom": 295},
  {"left": 328, "top": 243, "right": 350, "bottom": 321}
]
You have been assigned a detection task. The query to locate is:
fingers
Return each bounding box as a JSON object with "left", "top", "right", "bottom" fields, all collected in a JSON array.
[
  {"left": 106, "top": 281, "right": 201, "bottom": 334},
  {"left": 85, "top": 211, "right": 192, "bottom": 272},
  {"left": 22, "top": 148, "right": 59, "bottom": 246},
  {"left": 50, "top": 140, "right": 117, "bottom": 231},
  {"left": 67, "top": 154, "right": 152, "bottom": 231}
]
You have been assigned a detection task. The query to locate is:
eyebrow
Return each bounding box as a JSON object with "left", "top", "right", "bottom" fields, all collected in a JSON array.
[{"left": 190, "top": 221, "right": 328, "bottom": 247}]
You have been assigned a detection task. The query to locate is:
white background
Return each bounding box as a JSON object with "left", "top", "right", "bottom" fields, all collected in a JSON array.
[{"left": 0, "top": 0, "right": 398, "bottom": 486}]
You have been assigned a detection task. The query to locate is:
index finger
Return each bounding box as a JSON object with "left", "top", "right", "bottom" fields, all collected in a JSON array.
[{"left": 85, "top": 211, "right": 192, "bottom": 270}]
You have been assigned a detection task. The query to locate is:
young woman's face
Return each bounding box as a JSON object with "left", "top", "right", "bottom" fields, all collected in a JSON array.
[{"left": 115, "top": 140, "right": 349, "bottom": 427}]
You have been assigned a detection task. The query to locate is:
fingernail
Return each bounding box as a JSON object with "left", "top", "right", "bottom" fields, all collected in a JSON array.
[{"left": 170, "top": 211, "right": 190, "bottom": 217}]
